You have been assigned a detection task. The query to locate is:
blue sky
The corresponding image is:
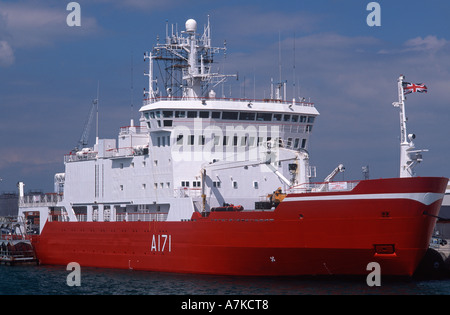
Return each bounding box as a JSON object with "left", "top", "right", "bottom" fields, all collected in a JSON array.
[{"left": 0, "top": 0, "right": 449, "bottom": 193}]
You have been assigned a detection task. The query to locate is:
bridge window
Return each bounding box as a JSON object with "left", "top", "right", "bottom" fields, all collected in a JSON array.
[
  {"left": 175, "top": 111, "right": 186, "bottom": 118},
  {"left": 239, "top": 112, "right": 256, "bottom": 121},
  {"left": 187, "top": 111, "right": 197, "bottom": 118},
  {"left": 199, "top": 111, "right": 209, "bottom": 118},
  {"left": 222, "top": 111, "right": 239, "bottom": 120},
  {"left": 257, "top": 113, "right": 272, "bottom": 121},
  {"left": 273, "top": 114, "right": 282, "bottom": 121},
  {"left": 163, "top": 111, "right": 173, "bottom": 118}
]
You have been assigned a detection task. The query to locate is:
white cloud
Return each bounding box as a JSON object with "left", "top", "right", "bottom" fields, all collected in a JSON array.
[
  {"left": 0, "top": 40, "right": 14, "bottom": 66},
  {"left": 0, "top": 1, "right": 100, "bottom": 48},
  {"left": 404, "top": 35, "right": 448, "bottom": 52}
]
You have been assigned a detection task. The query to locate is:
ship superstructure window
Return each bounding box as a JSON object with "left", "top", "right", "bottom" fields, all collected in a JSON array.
[
  {"left": 176, "top": 134, "right": 183, "bottom": 145},
  {"left": 187, "top": 111, "right": 197, "bottom": 118},
  {"left": 291, "top": 115, "right": 299, "bottom": 122},
  {"left": 287, "top": 138, "right": 293, "bottom": 147},
  {"left": 253, "top": 181, "right": 259, "bottom": 189},
  {"left": 300, "top": 115, "right": 307, "bottom": 123},
  {"left": 213, "top": 135, "right": 221, "bottom": 146},
  {"left": 188, "top": 135, "right": 194, "bottom": 145},
  {"left": 213, "top": 181, "right": 221, "bottom": 188},
  {"left": 239, "top": 112, "right": 255, "bottom": 121},
  {"left": 257, "top": 113, "right": 272, "bottom": 121},
  {"left": 163, "top": 120, "right": 173, "bottom": 127},
  {"left": 181, "top": 181, "right": 189, "bottom": 187},
  {"left": 163, "top": 111, "right": 173, "bottom": 118},
  {"left": 192, "top": 181, "right": 201, "bottom": 187},
  {"left": 199, "top": 111, "right": 209, "bottom": 119},
  {"left": 308, "top": 116, "right": 315, "bottom": 123},
  {"left": 222, "top": 111, "right": 238, "bottom": 120},
  {"left": 155, "top": 111, "right": 161, "bottom": 118},
  {"left": 232, "top": 181, "right": 238, "bottom": 189},
  {"left": 211, "top": 111, "right": 221, "bottom": 119},
  {"left": 150, "top": 112, "right": 155, "bottom": 119},
  {"left": 175, "top": 111, "right": 186, "bottom": 118},
  {"left": 301, "top": 139, "right": 307, "bottom": 148},
  {"left": 294, "top": 138, "right": 300, "bottom": 149},
  {"left": 283, "top": 115, "right": 291, "bottom": 122},
  {"left": 273, "top": 114, "right": 282, "bottom": 121}
]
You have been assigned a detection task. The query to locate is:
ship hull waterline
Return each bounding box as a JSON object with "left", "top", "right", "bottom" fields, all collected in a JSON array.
[{"left": 31, "top": 177, "right": 448, "bottom": 276}]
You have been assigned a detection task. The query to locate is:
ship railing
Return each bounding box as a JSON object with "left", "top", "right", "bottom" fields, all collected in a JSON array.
[
  {"left": 64, "top": 150, "right": 98, "bottom": 163},
  {"left": 19, "top": 193, "right": 63, "bottom": 207},
  {"left": 119, "top": 126, "right": 148, "bottom": 135},
  {"left": 70, "top": 213, "right": 168, "bottom": 222},
  {"left": 105, "top": 146, "right": 148, "bottom": 158},
  {"left": 174, "top": 188, "right": 202, "bottom": 198},
  {"left": 0, "top": 243, "right": 36, "bottom": 259},
  {"left": 47, "top": 215, "right": 69, "bottom": 223},
  {"left": 116, "top": 213, "right": 168, "bottom": 222},
  {"left": 143, "top": 96, "right": 315, "bottom": 107},
  {"left": 288, "top": 180, "right": 360, "bottom": 194}
]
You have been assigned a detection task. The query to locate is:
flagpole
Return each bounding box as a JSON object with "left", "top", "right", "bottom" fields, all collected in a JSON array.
[
  {"left": 392, "top": 75, "right": 428, "bottom": 178},
  {"left": 397, "top": 75, "right": 408, "bottom": 145}
]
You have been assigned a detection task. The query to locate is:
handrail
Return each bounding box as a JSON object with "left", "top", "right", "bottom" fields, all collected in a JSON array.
[{"left": 143, "top": 96, "right": 315, "bottom": 107}]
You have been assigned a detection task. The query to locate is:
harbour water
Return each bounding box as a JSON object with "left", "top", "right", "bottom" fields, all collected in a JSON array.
[{"left": 1, "top": 264, "right": 449, "bottom": 295}]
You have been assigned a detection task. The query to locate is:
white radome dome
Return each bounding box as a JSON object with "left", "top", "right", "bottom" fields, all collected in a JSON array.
[{"left": 185, "top": 19, "right": 197, "bottom": 32}]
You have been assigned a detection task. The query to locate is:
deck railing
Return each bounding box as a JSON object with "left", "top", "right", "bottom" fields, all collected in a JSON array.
[
  {"left": 19, "top": 194, "right": 63, "bottom": 207},
  {"left": 288, "top": 180, "right": 360, "bottom": 194}
]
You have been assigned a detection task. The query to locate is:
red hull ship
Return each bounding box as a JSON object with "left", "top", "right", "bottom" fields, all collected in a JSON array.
[
  {"left": 18, "top": 18, "right": 447, "bottom": 277},
  {"left": 31, "top": 177, "right": 446, "bottom": 276}
]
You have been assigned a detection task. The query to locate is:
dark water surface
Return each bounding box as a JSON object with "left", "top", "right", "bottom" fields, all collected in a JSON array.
[{"left": 1, "top": 264, "right": 450, "bottom": 296}]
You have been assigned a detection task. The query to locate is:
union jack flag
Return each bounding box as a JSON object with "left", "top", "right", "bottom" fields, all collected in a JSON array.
[{"left": 402, "top": 82, "right": 428, "bottom": 94}]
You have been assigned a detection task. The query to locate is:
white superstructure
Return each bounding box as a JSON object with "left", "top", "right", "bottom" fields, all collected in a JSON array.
[{"left": 19, "top": 18, "right": 320, "bottom": 232}]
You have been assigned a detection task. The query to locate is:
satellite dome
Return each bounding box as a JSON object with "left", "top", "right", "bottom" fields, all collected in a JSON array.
[{"left": 185, "top": 19, "right": 197, "bottom": 33}]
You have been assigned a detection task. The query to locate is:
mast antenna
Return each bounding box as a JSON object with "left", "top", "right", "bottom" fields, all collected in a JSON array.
[
  {"left": 130, "top": 51, "right": 134, "bottom": 126},
  {"left": 96, "top": 81, "right": 99, "bottom": 145},
  {"left": 392, "top": 75, "right": 428, "bottom": 177}
]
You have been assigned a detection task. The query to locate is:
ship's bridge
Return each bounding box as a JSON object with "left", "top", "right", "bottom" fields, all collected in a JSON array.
[{"left": 140, "top": 96, "right": 319, "bottom": 151}]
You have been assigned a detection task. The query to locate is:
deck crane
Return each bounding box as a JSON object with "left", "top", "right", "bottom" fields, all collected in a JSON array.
[
  {"left": 317, "top": 164, "right": 345, "bottom": 192},
  {"left": 73, "top": 98, "right": 98, "bottom": 153}
]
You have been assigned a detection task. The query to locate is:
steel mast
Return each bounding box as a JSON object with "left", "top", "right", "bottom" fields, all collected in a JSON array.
[{"left": 392, "top": 75, "right": 428, "bottom": 177}]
